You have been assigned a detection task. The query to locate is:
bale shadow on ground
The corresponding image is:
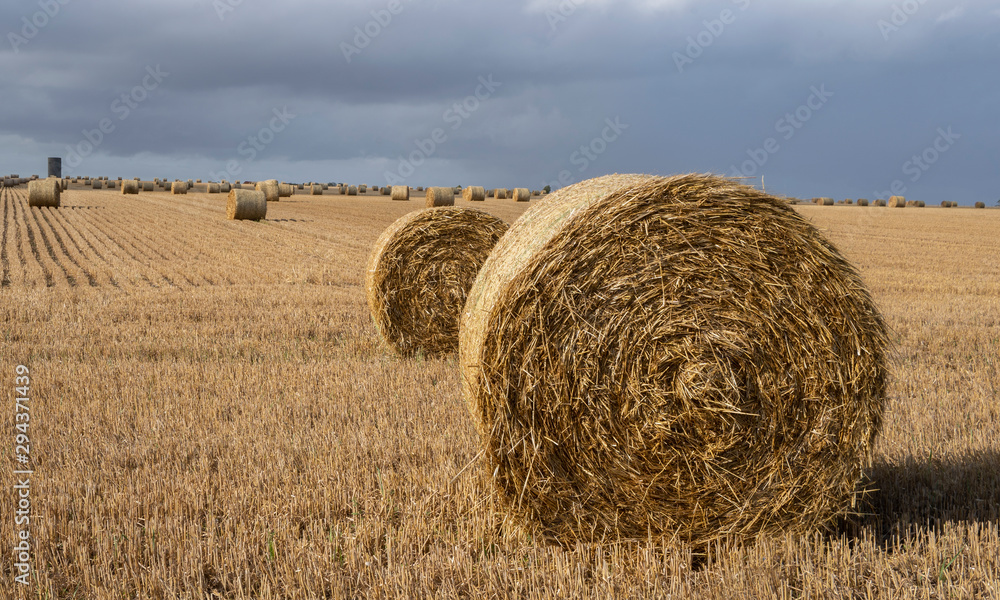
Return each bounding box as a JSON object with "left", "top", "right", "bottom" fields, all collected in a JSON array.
[{"left": 840, "top": 449, "right": 1000, "bottom": 547}]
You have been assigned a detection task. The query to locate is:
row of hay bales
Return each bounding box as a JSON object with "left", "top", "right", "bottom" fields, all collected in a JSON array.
[
  {"left": 806, "top": 196, "right": 984, "bottom": 208},
  {"left": 364, "top": 172, "right": 890, "bottom": 549}
]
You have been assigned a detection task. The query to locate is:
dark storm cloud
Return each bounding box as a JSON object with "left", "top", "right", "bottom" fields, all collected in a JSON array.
[{"left": 0, "top": 0, "right": 997, "bottom": 202}]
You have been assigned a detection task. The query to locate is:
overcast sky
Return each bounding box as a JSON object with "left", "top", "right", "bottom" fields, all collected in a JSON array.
[{"left": 1, "top": 0, "right": 997, "bottom": 203}]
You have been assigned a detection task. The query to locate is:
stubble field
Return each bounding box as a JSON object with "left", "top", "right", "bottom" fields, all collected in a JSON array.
[{"left": 1, "top": 183, "right": 998, "bottom": 599}]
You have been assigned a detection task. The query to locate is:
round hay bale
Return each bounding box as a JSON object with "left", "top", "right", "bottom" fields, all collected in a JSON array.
[
  {"left": 359, "top": 184, "right": 368, "bottom": 194},
  {"left": 122, "top": 180, "right": 140, "bottom": 195},
  {"left": 512, "top": 188, "right": 531, "bottom": 202},
  {"left": 311, "top": 185, "right": 323, "bottom": 195},
  {"left": 207, "top": 183, "right": 221, "bottom": 194},
  {"left": 256, "top": 179, "right": 279, "bottom": 202},
  {"left": 888, "top": 196, "right": 906, "bottom": 208},
  {"left": 425, "top": 187, "right": 455, "bottom": 207},
  {"left": 874, "top": 199, "right": 886, "bottom": 207},
  {"left": 227, "top": 189, "right": 267, "bottom": 221},
  {"left": 487, "top": 189, "right": 495, "bottom": 198},
  {"left": 347, "top": 185, "right": 358, "bottom": 196},
  {"left": 916, "top": 201, "right": 925, "bottom": 207},
  {"left": 278, "top": 183, "right": 293, "bottom": 197},
  {"left": 297, "top": 183, "right": 304, "bottom": 190},
  {"left": 416, "top": 186, "right": 424, "bottom": 192},
  {"left": 495, "top": 188, "right": 508, "bottom": 200},
  {"left": 390, "top": 186, "right": 410, "bottom": 201},
  {"left": 322, "top": 184, "right": 329, "bottom": 190},
  {"left": 460, "top": 173, "right": 889, "bottom": 547},
  {"left": 231, "top": 182, "right": 241, "bottom": 190},
  {"left": 367, "top": 207, "right": 508, "bottom": 357},
  {"left": 142, "top": 181, "right": 153, "bottom": 192},
  {"left": 381, "top": 186, "right": 391, "bottom": 196},
  {"left": 92, "top": 179, "right": 103, "bottom": 189},
  {"left": 940, "top": 200, "right": 950, "bottom": 207},
  {"left": 857, "top": 199, "right": 869, "bottom": 206},
  {"left": 220, "top": 182, "right": 231, "bottom": 193},
  {"left": 845, "top": 199, "right": 854, "bottom": 205},
  {"left": 463, "top": 186, "right": 486, "bottom": 202},
  {"left": 171, "top": 181, "right": 188, "bottom": 195},
  {"left": 975, "top": 201, "right": 986, "bottom": 208},
  {"left": 28, "top": 179, "right": 61, "bottom": 207},
  {"left": 819, "top": 197, "right": 834, "bottom": 206}
]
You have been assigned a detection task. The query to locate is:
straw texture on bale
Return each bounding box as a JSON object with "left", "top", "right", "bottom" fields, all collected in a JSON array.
[
  {"left": 220, "top": 182, "right": 231, "bottom": 193},
  {"left": 390, "top": 186, "right": 410, "bottom": 201},
  {"left": 460, "top": 173, "right": 889, "bottom": 548},
  {"left": 494, "top": 188, "right": 508, "bottom": 200},
  {"left": 226, "top": 189, "right": 267, "bottom": 221},
  {"left": 512, "top": 188, "right": 531, "bottom": 202},
  {"left": 425, "top": 187, "right": 455, "bottom": 207},
  {"left": 874, "top": 199, "right": 886, "bottom": 207},
  {"left": 975, "top": 202, "right": 986, "bottom": 208},
  {"left": 28, "top": 179, "right": 61, "bottom": 207},
  {"left": 92, "top": 179, "right": 103, "bottom": 189},
  {"left": 359, "top": 184, "right": 367, "bottom": 193},
  {"left": 463, "top": 186, "right": 486, "bottom": 202},
  {"left": 888, "top": 196, "right": 905, "bottom": 208},
  {"left": 311, "top": 185, "right": 323, "bottom": 195},
  {"left": 381, "top": 186, "right": 391, "bottom": 196},
  {"left": 857, "top": 199, "right": 869, "bottom": 206},
  {"left": 278, "top": 183, "right": 293, "bottom": 197},
  {"left": 208, "top": 183, "right": 221, "bottom": 194},
  {"left": 171, "top": 182, "right": 188, "bottom": 195},
  {"left": 257, "top": 179, "right": 279, "bottom": 202},
  {"left": 347, "top": 185, "right": 358, "bottom": 196},
  {"left": 122, "top": 180, "right": 140, "bottom": 195},
  {"left": 367, "top": 207, "right": 508, "bottom": 357},
  {"left": 818, "top": 197, "right": 834, "bottom": 206},
  {"left": 141, "top": 181, "right": 153, "bottom": 192}
]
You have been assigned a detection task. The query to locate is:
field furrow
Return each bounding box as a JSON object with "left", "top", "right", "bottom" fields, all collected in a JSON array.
[
  {"left": 35, "top": 206, "right": 98, "bottom": 287},
  {"left": 13, "top": 192, "right": 52, "bottom": 287},
  {"left": 23, "top": 198, "right": 81, "bottom": 287},
  {"left": 84, "top": 201, "right": 179, "bottom": 288},
  {"left": 0, "top": 189, "right": 11, "bottom": 286},
  {"left": 44, "top": 206, "right": 120, "bottom": 287},
  {"left": 70, "top": 203, "right": 162, "bottom": 288}
]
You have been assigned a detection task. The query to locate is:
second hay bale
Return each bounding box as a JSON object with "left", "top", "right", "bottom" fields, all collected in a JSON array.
[{"left": 366, "top": 207, "right": 508, "bottom": 357}]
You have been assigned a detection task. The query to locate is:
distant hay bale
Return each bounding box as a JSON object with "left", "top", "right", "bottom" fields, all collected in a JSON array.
[
  {"left": 512, "top": 188, "right": 531, "bottom": 202},
  {"left": 257, "top": 179, "right": 279, "bottom": 202},
  {"left": 359, "top": 184, "right": 368, "bottom": 193},
  {"left": 322, "top": 184, "right": 329, "bottom": 190},
  {"left": 857, "top": 199, "right": 869, "bottom": 206},
  {"left": 207, "top": 183, "right": 221, "bottom": 194},
  {"left": 122, "top": 180, "right": 140, "bottom": 195},
  {"left": 416, "top": 186, "right": 424, "bottom": 192},
  {"left": 142, "top": 181, "right": 153, "bottom": 192},
  {"left": 487, "top": 189, "right": 495, "bottom": 198},
  {"left": 231, "top": 182, "right": 241, "bottom": 190},
  {"left": 463, "top": 186, "right": 486, "bottom": 202},
  {"left": 916, "top": 201, "right": 925, "bottom": 207},
  {"left": 874, "top": 199, "right": 887, "bottom": 207},
  {"left": 227, "top": 189, "right": 267, "bottom": 221},
  {"left": 311, "top": 185, "right": 323, "bottom": 195},
  {"left": 196, "top": 179, "right": 202, "bottom": 183},
  {"left": 220, "top": 182, "right": 231, "bottom": 193},
  {"left": 278, "top": 183, "right": 293, "bottom": 197},
  {"left": 941, "top": 201, "right": 951, "bottom": 207},
  {"left": 461, "top": 173, "right": 888, "bottom": 548},
  {"left": 171, "top": 181, "right": 188, "bottom": 195},
  {"left": 819, "top": 197, "right": 834, "bottom": 206},
  {"left": 495, "top": 188, "right": 508, "bottom": 200},
  {"left": 297, "top": 183, "right": 304, "bottom": 190},
  {"left": 975, "top": 201, "right": 986, "bottom": 208},
  {"left": 425, "top": 187, "right": 455, "bottom": 207},
  {"left": 888, "top": 196, "right": 906, "bottom": 208},
  {"left": 390, "top": 186, "right": 410, "bottom": 201},
  {"left": 381, "top": 186, "right": 390, "bottom": 196},
  {"left": 92, "top": 179, "right": 102, "bottom": 189},
  {"left": 366, "top": 207, "right": 508, "bottom": 357},
  {"left": 28, "top": 179, "right": 61, "bottom": 207},
  {"left": 347, "top": 185, "right": 358, "bottom": 196},
  {"left": 845, "top": 199, "right": 854, "bottom": 205}
]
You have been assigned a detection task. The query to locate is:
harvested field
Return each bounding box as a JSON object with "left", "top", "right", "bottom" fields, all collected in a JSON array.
[{"left": 0, "top": 185, "right": 998, "bottom": 598}]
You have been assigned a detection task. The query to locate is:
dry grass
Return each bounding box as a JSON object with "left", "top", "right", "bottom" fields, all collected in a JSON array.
[{"left": 0, "top": 184, "right": 998, "bottom": 598}]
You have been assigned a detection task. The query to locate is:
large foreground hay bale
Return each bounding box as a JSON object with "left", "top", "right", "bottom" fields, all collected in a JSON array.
[
  {"left": 460, "top": 173, "right": 889, "bottom": 547},
  {"left": 257, "top": 179, "right": 279, "bottom": 202},
  {"left": 227, "top": 189, "right": 267, "bottom": 221},
  {"left": 512, "top": 187, "right": 531, "bottom": 202},
  {"left": 888, "top": 196, "right": 905, "bottom": 208},
  {"left": 390, "top": 186, "right": 410, "bottom": 201},
  {"left": 463, "top": 186, "right": 486, "bottom": 202},
  {"left": 367, "top": 207, "right": 508, "bottom": 357},
  {"left": 122, "top": 180, "right": 140, "bottom": 195},
  {"left": 171, "top": 181, "right": 188, "bottom": 195},
  {"left": 425, "top": 187, "right": 455, "bottom": 207},
  {"left": 28, "top": 179, "right": 61, "bottom": 207}
]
